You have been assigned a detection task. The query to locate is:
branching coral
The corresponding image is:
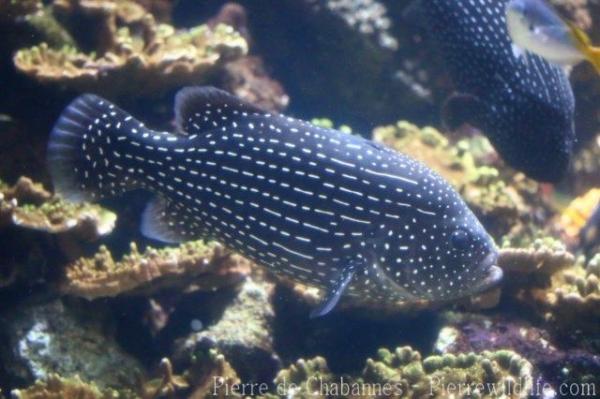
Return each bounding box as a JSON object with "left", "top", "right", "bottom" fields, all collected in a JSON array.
[
  {"left": 13, "top": 0, "right": 248, "bottom": 97},
  {"left": 61, "top": 240, "right": 252, "bottom": 299},
  {"left": 186, "top": 349, "right": 241, "bottom": 399},
  {"left": 542, "top": 254, "right": 600, "bottom": 333},
  {"left": 0, "top": 176, "right": 115, "bottom": 239},
  {"left": 499, "top": 238, "right": 576, "bottom": 276},
  {"left": 261, "top": 346, "right": 532, "bottom": 399},
  {"left": 498, "top": 239, "right": 600, "bottom": 333},
  {"left": 11, "top": 374, "right": 111, "bottom": 399}
]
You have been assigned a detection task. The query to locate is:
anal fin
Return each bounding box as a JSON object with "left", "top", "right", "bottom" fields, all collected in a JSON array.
[
  {"left": 310, "top": 259, "right": 361, "bottom": 318},
  {"left": 140, "top": 196, "right": 186, "bottom": 244}
]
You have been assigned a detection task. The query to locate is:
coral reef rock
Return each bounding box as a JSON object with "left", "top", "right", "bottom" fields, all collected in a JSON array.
[
  {"left": 546, "top": 254, "right": 600, "bottom": 334},
  {"left": 0, "top": 177, "right": 115, "bottom": 239},
  {"left": 0, "top": 300, "right": 142, "bottom": 390},
  {"left": 238, "top": 0, "right": 434, "bottom": 130},
  {"left": 61, "top": 240, "right": 252, "bottom": 299},
  {"left": 13, "top": 0, "right": 248, "bottom": 97},
  {"left": 260, "top": 346, "right": 532, "bottom": 398},
  {"left": 10, "top": 374, "right": 123, "bottom": 399},
  {"left": 434, "top": 312, "right": 600, "bottom": 397},
  {"left": 558, "top": 187, "right": 600, "bottom": 247},
  {"left": 176, "top": 277, "right": 280, "bottom": 383}
]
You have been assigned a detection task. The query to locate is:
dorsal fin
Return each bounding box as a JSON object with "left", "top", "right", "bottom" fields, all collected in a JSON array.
[{"left": 174, "top": 86, "right": 267, "bottom": 135}]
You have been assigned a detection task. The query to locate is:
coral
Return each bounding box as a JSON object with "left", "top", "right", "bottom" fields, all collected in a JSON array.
[
  {"left": 545, "top": 254, "right": 600, "bottom": 334},
  {"left": 499, "top": 237, "right": 575, "bottom": 276},
  {"left": 434, "top": 312, "right": 600, "bottom": 395},
  {"left": 364, "top": 347, "right": 532, "bottom": 399},
  {"left": 186, "top": 349, "right": 241, "bottom": 399},
  {"left": 558, "top": 188, "right": 600, "bottom": 247},
  {"left": 550, "top": 0, "right": 592, "bottom": 30},
  {"left": 261, "top": 346, "right": 532, "bottom": 398},
  {"left": 570, "top": 134, "right": 600, "bottom": 194},
  {"left": 221, "top": 56, "right": 289, "bottom": 112},
  {"left": 0, "top": 300, "right": 143, "bottom": 390},
  {"left": 13, "top": 0, "right": 248, "bottom": 97},
  {"left": 310, "top": 0, "right": 399, "bottom": 50},
  {"left": 500, "top": 247, "right": 600, "bottom": 334},
  {"left": 0, "top": 0, "right": 42, "bottom": 23},
  {"left": 139, "top": 358, "right": 189, "bottom": 399},
  {"left": 10, "top": 374, "right": 110, "bottom": 399},
  {"left": 175, "top": 277, "right": 280, "bottom": 383},
  {"left": 60, "top": 240, "right": 251, "bottom": 299},
  {"left": 373, "top": 121, "right": 540, "bottom": 237},
  {"left": 0, "top": 176, "right": 115, "bottom": 239}
]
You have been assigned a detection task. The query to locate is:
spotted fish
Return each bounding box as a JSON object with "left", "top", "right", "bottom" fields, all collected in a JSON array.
[
  {"left": 410, "top": 0, "right": 576, "bottom": 182},
  {"left": 47, "top": 87, "right": 501, "bottom": 316}
]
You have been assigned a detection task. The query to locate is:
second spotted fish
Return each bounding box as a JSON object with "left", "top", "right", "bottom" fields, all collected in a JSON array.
[
  {"left": 48, "top": 87, "right": 501, "bottom": 317},
  {"left": 410, "top": 0, "right": 576, "bottom": 182}
]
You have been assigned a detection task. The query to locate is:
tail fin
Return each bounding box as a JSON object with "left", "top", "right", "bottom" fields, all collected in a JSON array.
[{"left": 47, "top": 94, "right": 151, "bottom": 202}]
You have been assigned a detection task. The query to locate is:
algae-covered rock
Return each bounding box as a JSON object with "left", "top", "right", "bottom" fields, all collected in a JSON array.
[
  {"left": 0, "top": 176, "right": 115, "bottom": 239},
  {"left": 434, "top": 311, "right": 600, "bottom": 396},
  {"left": 12, "top": 0, "right": 248, "bottom": 97},
  {"left": 175, "top": 277, "right": 280, "bottom": 383},
  {"left": 0, "top": 300, "right": 142, "bottom": 390},
  {"left": 61, "top": 240, "right": 251, "bottom": 299},
  {"left": 14, "top": 22, "right": 247, "bottom": 97},
  {"left": 10, "top": 374, "right": 117, "bottom": 399}
]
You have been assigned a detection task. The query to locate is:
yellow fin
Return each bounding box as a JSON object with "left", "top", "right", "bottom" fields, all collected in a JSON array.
[
  {"left": 584, "top": 46, "right": 600, "bottom": 74},
  {"left": 566, "top": 21, "right": 600, "bottom": 74}
]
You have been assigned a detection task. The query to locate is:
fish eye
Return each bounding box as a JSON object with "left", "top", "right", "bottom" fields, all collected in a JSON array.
[{"left": 450, "top": 229, "right": 470, "bottom": 251}]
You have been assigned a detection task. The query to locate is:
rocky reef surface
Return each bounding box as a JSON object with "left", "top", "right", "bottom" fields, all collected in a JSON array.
[{"left": 1, "top": 0, "right": 600, "bottom": 398}]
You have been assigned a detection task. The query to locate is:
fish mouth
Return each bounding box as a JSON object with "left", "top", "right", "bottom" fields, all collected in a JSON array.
[{"left": 476, "top": 252, "right": 503, "bottom": 292}]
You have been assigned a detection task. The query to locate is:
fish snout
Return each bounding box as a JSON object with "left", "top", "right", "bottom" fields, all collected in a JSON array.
[{"left": 477, "top": 252, "right": 503, "bottom": 291}]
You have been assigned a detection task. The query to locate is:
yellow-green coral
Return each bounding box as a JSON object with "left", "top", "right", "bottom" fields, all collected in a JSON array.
[
  {"left": 61, "top": 240, "right": 251, "bottom": 299},
  {"left": 261, "top": 347, "right": 532, "bottom": 399},
  {"left": 499, "top": 237, "right": 575, "bottom": 275},
  {"left": 0, "top": 177, "right": 115, "bottom": 238},
  {"left": 10, "top": 374, "right": 128, "bottom": 399},
  {"left": 13, "top": 0, "right": 247, "bottom": 96}
]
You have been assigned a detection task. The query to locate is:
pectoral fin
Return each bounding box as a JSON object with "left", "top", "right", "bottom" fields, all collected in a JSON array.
[
  {"left": 441, "top": 93, "right": 486, "bottom": 131},
  {"left": 310, "top": 260, "right": 361, "bottom": 318}
]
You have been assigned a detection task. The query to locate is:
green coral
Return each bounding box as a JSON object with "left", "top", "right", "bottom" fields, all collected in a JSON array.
[
  {"left": 310, "top": 118, "right": 353, "bottom": 134},
  {"left": 61, "top": 239, "right": 250, "bottom": 299},
  {"left": 0, "top": 176, "right": 116, "bottom": 237},
  {"left": 13, "top": 0, "right": 248, "bottom": 96},
  {"left": 260, "top": 347, "right": 532, "bottom": 398},
  {"left": 11, "top": 375, "right": 111, "bottom": 399}
]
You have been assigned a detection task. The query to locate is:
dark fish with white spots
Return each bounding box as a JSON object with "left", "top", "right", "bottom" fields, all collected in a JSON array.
[
  {"left": 410, "top": 0, "right": 576, "bottom": 182},
  {"left": 47, "top": 87, "right": 501, "bottom": 316}
]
